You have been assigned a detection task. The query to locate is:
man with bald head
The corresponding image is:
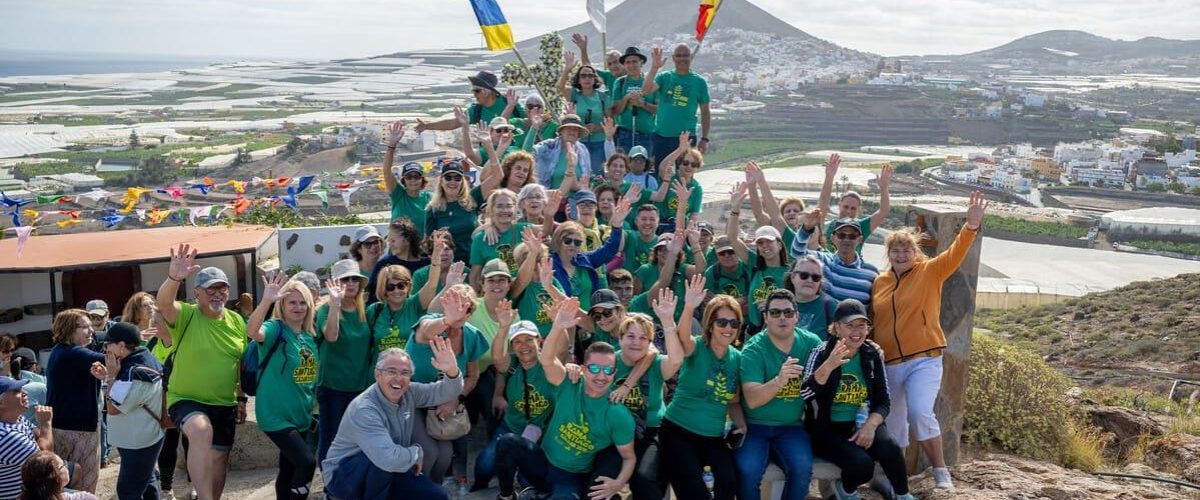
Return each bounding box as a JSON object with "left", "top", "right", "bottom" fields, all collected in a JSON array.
[{"left": 642, "top": 43, "right": 712, "bottom": 160}]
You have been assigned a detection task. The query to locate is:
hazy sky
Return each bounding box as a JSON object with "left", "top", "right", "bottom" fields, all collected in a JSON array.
[{"left": 1, "top": 0, "right": 1195, "bottom": 60}]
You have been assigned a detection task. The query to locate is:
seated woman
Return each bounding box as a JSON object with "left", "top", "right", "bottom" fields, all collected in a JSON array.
[
  {"left": 802, "top": 299, "right": 912, "bottom": 500},
  {"left": 20, "top": 451, "right": 98, "bottom": 500}
]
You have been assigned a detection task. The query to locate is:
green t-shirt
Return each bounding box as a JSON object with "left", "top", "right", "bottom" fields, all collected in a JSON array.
[
  {"left": 614, "top": 353, "right": 665, "bottom": 428},
  {"left": 823, "top": 217, "right": 873, "bottom": 254},
  {"left": 405, "top": 313, "right": 489, "bottom": 383},
  {"left": 704, "top": 262, "right": 752, "bottom": 299},
  {"left": 570, "top": 266, "right": 599, "bottom": 310},
  {"left": 390, "top": 188, "right": 432, "bottom": 237},
  {"left": 747, "top": 253, "right": 788, "bottom": 329},
  {"left": 254, "top": 320, "right": 318, "bottom": 432},
  {"left": 512, "top": 118, "right": 558, "bottom": 149},
  {"left": 597, "top": 69, "right": 617, "bottom": 98},
  {"left": 571, "top": 88, "right": 607, "bottom": 143},
  {"left": 739, "top": 328, "right": 822, "bottom": 426},
  {"left": 367, "top": 296, "right": 425, "bottom": 355},
  {"left": 782, "top": 226, "right": 797, "bottom": 254},
  {"left": 425, "top": 201, "right": 479, "bottom": 263},
  {"left": 621, "top": 232, "right": 658, "bottom": 273},
  {"left": 612, "top": 75, "right": 656, "bottom": 134},
  {"left": 501, "top": 359, "right": 555, "bottom": 431},
  {"left": 410, "top": 266, "right": 444, "bottom": 300},
  {"left": 541, "top": 379, "right": 635, "bottom": 473},
  {"left": 514, "top": 280, "right": 563, "bottom": 338},
  {"left": 664, "top": 336, "right": 740, "bottom": 437},
  {"left": 795, "top": 296, "right": 837, "bottom": 340},
  {"left": 469, "top": 222, "right": 529, "bottom": 271},
  {"left": 654, "top": 176, "right": 703, "bottom": 222},
  {"left": 166, "top": 303, "right": 248, "bottom": 407},
  {"left": 476, "top": 145, "right": 522, "bottom": 167},
  {"left": 467, "top": 96, "right": 526, "bottom": 125},
  {"left": 627, "top": 292, "right": 653, "bottom": 317},
  {"left": 831, "top": 352, "right": 868, "bottom": 422},
  {"left": 653, "top": 71, "right": 710, "bottom": 137},
  {"left": 315, "top": 304, "right": 374, "bottom": 392},
  {"left": 634, "top": 263, "right": 685, "bottom": 316},
  {"left": 467, "top": 298, "right": 519, "bottom": 370}
]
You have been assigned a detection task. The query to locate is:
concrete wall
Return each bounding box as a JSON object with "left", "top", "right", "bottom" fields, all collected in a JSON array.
[
  {"left": 977, "top": 291, "right": 1076, "bottom": 310},
  {"left": 277, "top": 224, "right": 388, "bottom": 276}
]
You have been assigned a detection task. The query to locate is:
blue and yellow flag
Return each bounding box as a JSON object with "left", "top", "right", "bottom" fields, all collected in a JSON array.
[{"left": 469, "top": 0, "right": 515, "bottom": 51}]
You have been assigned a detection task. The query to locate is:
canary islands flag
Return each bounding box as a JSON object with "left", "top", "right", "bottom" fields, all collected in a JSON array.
[
  {"left": 696, "top": 0, "right": 721, "bottom": 42},
  {"left": 470, "top": 0, "right": 515, "bottom": 51}
]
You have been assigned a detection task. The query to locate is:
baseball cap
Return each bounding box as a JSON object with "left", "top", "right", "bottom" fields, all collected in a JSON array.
[
  {"left": 525, "top": 94, "right": 545, "bottom": 108},
  {"left": 489, "top": 116, "right": 515, "bottom": 132},
  {"left": 401, "top": 162, "right": 424, "bottom": 176},
  {"left": 832, "top": 218, "right": 862, "bottom": 235},
  {"left": 507, "top": 321, "right": 540, "bottom": 342},
  {"left": 85, "top": 300, "right": 109, "bottom": 316},
  {"left": 195, "top": 267, "right": 229, "bottom": 289},
  {"left": 11, "top": 348, "right": 36, "bottom": 365},
  {"left": 590, "top": 289, "right": 621, "bottom": 311},
  {"left": 698, "top": 221, "right": 714, "bottom": 234},
  {"left": 570, "top": 189, "right": 598, "bottom": 206},
  {"left": 103, "top": 322, "right": 142, "bottom": 346},
  {"left": 482, "top": 259, "right": 511, "bottom": 279},
  {"left": 832, "top": 299, "right": 870, "bottom": 324},
  {"left": 754, "top": 226, "right": 782, "bottom": 243},
  {"left": 713, "top": 235, "right": 735, "bottom": 253},
  {"left": 628, "top": 145, "right": 649, "bottom": 160},
  {"left": 441, "top": 161, "right": 465, "bottom": 177},
  {"left": 653, "top": 232, "right": 673, "bottom": 249},
  {"left": 0, "top": 377, "right": 29, "bottom": 394},
  {"left": 354, "top": 225, "right": 382, "bottom": 243}
]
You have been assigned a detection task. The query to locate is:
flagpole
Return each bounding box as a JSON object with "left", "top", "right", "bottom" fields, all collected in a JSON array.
[
  {"left": 693, "top": 0, "right": 726, "bottom": 59},
  {"left": 510, "top": 47, "right": 552, "bottom": 114}
]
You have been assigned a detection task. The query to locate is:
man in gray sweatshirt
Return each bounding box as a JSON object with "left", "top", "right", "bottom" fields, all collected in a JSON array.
[{"left": 323, "top": 340, "right": 464, "bottom": 500}]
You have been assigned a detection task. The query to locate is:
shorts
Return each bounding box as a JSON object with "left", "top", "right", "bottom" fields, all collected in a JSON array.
[{"left": 168, "top": 400, "right": 238, "bottom": 452}]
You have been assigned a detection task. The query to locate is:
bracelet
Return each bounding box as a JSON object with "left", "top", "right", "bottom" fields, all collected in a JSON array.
[
  {"left": 700, "top": 137, "right": 710, "bottom": 143},
  {"left": 168, "top": 275, "right": 185, "bottom": 283},
  {"left": 730, "top": 211, "right": 740, "bottom": 216},
  {"left": 387, "top": 145, "right": 397, "bottom": 150}
]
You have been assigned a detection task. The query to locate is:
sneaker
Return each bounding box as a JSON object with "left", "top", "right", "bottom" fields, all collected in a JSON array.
[
  {"left": 159, "top": 490, "right": 175, "bottom": 500},
  {"left": 932, "top": 467, "right": 954, "bottom": 489},
  {"left": 456, "top": 476, "right": 469, "bottom": 499},
  {"left": 833, "top": 479, "right": 862, "bottom": 500},
  {"left": 896, "top": 494, "right": 917, "bottom": 500}
]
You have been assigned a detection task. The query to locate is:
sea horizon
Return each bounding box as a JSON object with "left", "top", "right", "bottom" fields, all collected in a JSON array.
[{"left": 0, "top": 49, "right": 248, "bottom": 78}]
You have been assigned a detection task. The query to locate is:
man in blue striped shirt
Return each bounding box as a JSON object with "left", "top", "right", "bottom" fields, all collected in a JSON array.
[
  {"left": 789, "top": 215, "right": 879, "bottom": 305},
  {"left": 0, "top": 377, "right": 53, "bottom": 500}
]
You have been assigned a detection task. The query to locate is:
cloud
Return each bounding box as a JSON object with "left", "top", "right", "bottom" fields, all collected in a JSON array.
[{"left": 0, "top": 0, "right": 1195, "bottom": 59}]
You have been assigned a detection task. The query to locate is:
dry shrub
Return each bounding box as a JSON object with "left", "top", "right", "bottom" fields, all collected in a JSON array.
[{"left": 1062, "top": 419, "right": 1108, "bottom": 472}]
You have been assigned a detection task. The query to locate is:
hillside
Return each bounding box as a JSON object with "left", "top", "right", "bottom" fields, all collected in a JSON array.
[
  {"left": 976, "top": 273, "right": 1200, "bottom": 389},
  {"left": 962, "top": 30, "right": 1200, "bottom": 62}
]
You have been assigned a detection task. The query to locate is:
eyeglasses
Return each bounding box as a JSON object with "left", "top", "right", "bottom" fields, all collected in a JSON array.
[
  {"left": 712, "top": 318, "right": 741, "bottom": 329},
  {"left": 794, "top": 271, "right": 821, "bottom": 282},
  {"left": 376, "top": 368, "right": 414, "bottom": 378},
  {"left": 590, "top": 308, "right": 616, "bottom": 320},
  {"left": 585, "top": 364, "right": 616, "bottom": 376},
  {"left": 767, "top": 308, "right": 797, "bottom": 319},
  {"left": 203, "top": 286, "right": 229, "bottom": 295},
  {"left": 561, "top": 237, "right": 584, "bottom": 248},
  {"left": 834, "top": 232, "right": 860, "bottom": 240},
  {"left": 443, "top": 174, "right": 463, "bottom": 182},
  {"left": 386, "top": 282, "right": 410, "bottom": 292}
]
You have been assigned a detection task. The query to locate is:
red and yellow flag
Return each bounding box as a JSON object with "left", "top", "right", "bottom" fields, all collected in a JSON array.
[{"left": 696, "top": 0, "right": 721, "bottom": 42}]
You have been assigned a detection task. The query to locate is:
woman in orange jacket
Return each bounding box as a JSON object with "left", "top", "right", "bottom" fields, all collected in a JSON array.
[{"left": 870, "top": 191, "right": 987, "bottom": 491}]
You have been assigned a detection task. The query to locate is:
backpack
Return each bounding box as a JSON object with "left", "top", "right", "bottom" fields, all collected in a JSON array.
[{"left": 240, "top": 329, "right": 287, "bottom": 397}]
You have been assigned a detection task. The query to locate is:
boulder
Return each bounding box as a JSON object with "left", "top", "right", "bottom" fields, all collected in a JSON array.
[
  {"left": 1145, "top": 433, "right": 1200, "bottom": 484},
  {"left": 1086, "top": 404, "right": 1164, "bottom": 451},
  {"left": 908, "top": 453, "right": 1195, "bottom": 499}
]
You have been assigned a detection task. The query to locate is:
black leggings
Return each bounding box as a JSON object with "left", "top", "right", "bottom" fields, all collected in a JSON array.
[
  {"left": 811, "top": 422, "right": 909, "bottom": 495},
  {"left": 628, "top": 428, "right": 664, "bottom": 500},
  {"left": 157, "top": 428, "right": 189, "bottom": 492},
  {"left": 659, "top": 419, "right": 735, "bottom": 500},
  {"left": 265, "top": 427, "right": 318, "bottom": 500}
]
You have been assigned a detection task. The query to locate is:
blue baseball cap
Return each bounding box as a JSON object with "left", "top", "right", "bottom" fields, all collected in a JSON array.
[{"left": 0, "top": 376, "right": 30, "bottom": 394}]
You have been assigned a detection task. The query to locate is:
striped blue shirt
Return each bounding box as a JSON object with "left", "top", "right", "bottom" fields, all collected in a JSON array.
[
  {"left": 789, "top": 227, "right": 879, "bottom": 305},
  {"left": 0, "top": 417, "right": 37, "bottom": 500}
]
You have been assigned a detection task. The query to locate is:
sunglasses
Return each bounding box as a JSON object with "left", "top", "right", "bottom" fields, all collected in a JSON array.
[
  {"left": 386, "top": 282, "right": 410, "bottom": 292},
  {"left": 562, "top": 237, "right": 584, "bottom": 248},
  {"left": 590, "top": 308, "right": 616, "bottom": 320},
  {"left": 834, "top": 232, "right": 860, "bottom": 240},
  {"left": 339, "top": 277, "right": 360, "bottom": 284},
  {"left": 680, "top": 161, "right": 697, "bottom": 167},
  {"left": 794, "top": 271, "right": 821, "bottom": 282},
  {"left": 767, "top": 308, "right": 797, "bottom": 319},
  {"left": 579, "top": 73, "right": 596, "bottom": 79},
  {"left": 403, "top": 173, "right": 423, "bottom": 181},
  {"left": 443, "top": 174, "right": 463, "bottom": 182},
  {"left": 712, "top": 318, "right": 741, "bottom": 329},
  {"left": 718, "top": 250, "right": 736, "bottom": 257},
  {"left": 471, "top": 88, "right": 487, "bottom": 95},
  {"left": 203, "top": 286, "right": 229, "bottom": 295},
  {"left": 362, "top": 239, "right": 382, "bottom": 247},
  {"left": 585, "top": 364, "right": 616, "bottom": 376}
]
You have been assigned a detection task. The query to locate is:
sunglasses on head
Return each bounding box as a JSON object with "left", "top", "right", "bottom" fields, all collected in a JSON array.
[
  {"left": 767, "top": 308, "right": 797, "bottom": 319},
  {"left": 585, "top": 363, "right": 616, "bottom": 376},
  {"left": 590, "top": 308, "right": 616, "bottom": 320},
  {"left": 562, "top": 237, "right": 584, "bottom": 248},
  {"left": 443, "top": 173, "right": 463, "bottom": 182},
  {"left": 385, "top": 282, "right": 409, "bottom": 292},
  {"left": 794, "top": 271, "right": 821, "bottom": 282},
  {"left": 712, "top": 318, "right": 741, "bottom": 329},
  {"left": 834, "top": 232, "right": 860, "bottom": 240}
]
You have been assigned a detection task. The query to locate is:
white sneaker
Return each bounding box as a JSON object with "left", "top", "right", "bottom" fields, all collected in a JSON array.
[{"left": 932, "top": 467, "right": 954, "bottom": 489}]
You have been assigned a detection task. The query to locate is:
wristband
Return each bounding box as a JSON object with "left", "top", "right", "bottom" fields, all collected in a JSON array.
[
  {"left": 168, "top": 275, "right": 185, "bottom": 283},
  {"left": 700, "top": 137, "right": 710, "bottom": 143}
]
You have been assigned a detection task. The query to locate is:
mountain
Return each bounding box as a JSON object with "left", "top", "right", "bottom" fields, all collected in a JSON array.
[{"left": 960, "top": 30, "right": 1200, "bottom": 62}]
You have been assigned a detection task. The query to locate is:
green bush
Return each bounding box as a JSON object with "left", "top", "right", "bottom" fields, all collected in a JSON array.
[
  {"left": 983, "top": 214, "right": 1089, "bottom": 239},
  {"left": 964, "top": 333, "right": 1073, "bottom": 462}
]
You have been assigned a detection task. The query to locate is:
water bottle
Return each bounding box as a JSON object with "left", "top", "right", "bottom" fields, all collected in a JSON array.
[
  {"left": 702, "top": 465, "right": 715, "bottom": 495},
  {"left": 855, "top": 403, "right": 870, "bottom": 430}
]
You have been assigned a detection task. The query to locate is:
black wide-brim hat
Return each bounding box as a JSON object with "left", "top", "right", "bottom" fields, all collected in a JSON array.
[
  {"left": 467, "top": 71, "right": 499, "bottom": 94},
  {"left": 619, "top": 47, "right": 647, "bottom": 64}
]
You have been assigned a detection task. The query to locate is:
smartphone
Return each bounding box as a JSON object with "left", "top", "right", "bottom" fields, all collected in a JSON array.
[{"left": 724, "top": 430, "right": 746, "bottom": 450}]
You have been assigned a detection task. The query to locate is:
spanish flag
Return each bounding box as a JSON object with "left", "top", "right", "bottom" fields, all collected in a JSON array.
[
  {"left": 469, "top": 0, "right": 515, "bottom": 51},
  {"left": 696, "top": 0, "right": 721, "bottom": 42}
]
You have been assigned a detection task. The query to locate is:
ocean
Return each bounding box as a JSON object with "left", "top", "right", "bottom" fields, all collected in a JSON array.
[{"left": 0, "top": 50, "right": 237, "bottom": 77}]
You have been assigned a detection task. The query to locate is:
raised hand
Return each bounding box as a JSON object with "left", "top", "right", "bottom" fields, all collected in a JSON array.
[
  {"left": 683, "top": 273, "right": 707, "bottom": 309},
  {"left": 661, "top": 157, "right": 676, "bottom": 181},
  {"left": 537, "top": 254, "right": 554, "bottom": 286},
  {"left": 802, "top": 207, "right": 823, "bottom": 231},
  {"left": 529, "top": 106, "right": 544, "bottom": 130},
  {"left": 552, "top": 297, "right": 581, "bottom": 329},
  {"left": 622, "top": 184, "right": 642, "bottom": 205},
  {"left": 168, "top": 244, "right": 200, "bottom": 281},
  {"left": 966, "top": 190, "right": 988, "bottom": 230},
  {"left": 601, "top": 116, "right": 616, "bottom": 139},
  {"left": 566, "top": 145, "right": 578, "bottom": 168},
  {"left": 609, "top": 197, "right": 632, "bottom": 227},
  {"left": 444, "top": 261, "right": 467, "bottom": 289},
  {"left": 824, "top": 153, "right": 842, "bottom": 176},
  {"left": 667, "top": 228, "right": 686, "bottom": 254},
  {"left": 139, "top": 327, "right": 158, "bottom": 342},
  {"left": 414, "top": 118, "right": 429, "bottom": 133},
  {"left": 822, "top": 339, "right": 853, "bottom": 370},
  {"left": 878, "top": 164, "right": 894, "bottom": 191},
  {"left": 505, "top": 88, "right": 517, "bottom": 105},
  {"left": 442, "top": 289, "right": 469, "bottom": 324},
  {"left": 324, "top": 278, "right": 346, "bottom": 304},
  {"left": 672, "top": 180, "right": 691, "bottom": 206},
  {"left": 685, "top": 217, "right": 701, "bottom": 247},
  {"left": 571, "top": 33, "right": 589, "bottom": 52},
  {"left": 261, "top": 270, "right": 288, "bottom": 304},
  {"left": 677, "top": 131, "right": 691, "bottom": 152},
  {"left": 430, "top": 335, "right": 460, "bottom": 376},
  {"left": 430, "top": 232, "right": 448, "bottom": 266},
  {"left": 521, "top": 225, "right": 543, "bottom": 250},
  {"left": 496, "top": 131, "right": 514, "bottom": 153},
  {"left": 650, "top": 47, "right": 666, "bottom": 69},
  {"left": 564, "top": 51, "right": 576, "bottom": 70},
  {"left": 545, "top": 190, "right": 564, "bottom": 218},
  {"left": 729, "top": 181, "right": 748, "bottom": 207},
  {"left": 565, "top": 363, "right": 583, "bottom": 383},
  {"left": 564, "top": 101, "right": 577, "bottom": 116},
  {"left": 453, "top": 106, "right": 468, "bottom": 128},
  {"left": 652, "top": 287, "right": 678, "bottom": 323},
  {"left": 387, "top": 121, "right": 406, "bottom": 147},
  {"left": 496, "top": 299, "right": 515, "bottom": 326}
]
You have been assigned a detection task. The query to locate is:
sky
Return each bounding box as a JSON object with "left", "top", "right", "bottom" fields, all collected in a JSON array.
[{"left": 1, "top": 0, "right": 1196, "bottom": 61}]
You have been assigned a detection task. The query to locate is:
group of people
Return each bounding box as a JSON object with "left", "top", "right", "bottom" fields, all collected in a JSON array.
[{"left": 0, "top": 34, "right": 992, "bottom": 500}]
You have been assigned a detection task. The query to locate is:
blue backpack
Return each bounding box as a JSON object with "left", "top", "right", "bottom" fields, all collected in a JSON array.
[{"left": 240, "top": 332, "right": 286, "bottom": 397}]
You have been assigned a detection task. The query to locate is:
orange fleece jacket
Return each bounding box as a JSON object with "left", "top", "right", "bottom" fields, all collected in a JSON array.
[{"left": 870, "top": 225, "right": 977, "bottom": 363}]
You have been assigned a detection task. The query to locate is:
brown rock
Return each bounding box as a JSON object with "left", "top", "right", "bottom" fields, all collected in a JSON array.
[
  {"left": 1087, "top": 404, "right": 1164, "bottom": 450},
  {"left": 1145, "top": 433, "right": 1200, "bottom": 484},
  {"left": 909, "top": 453, "right": 1194, "bottom": 499}
]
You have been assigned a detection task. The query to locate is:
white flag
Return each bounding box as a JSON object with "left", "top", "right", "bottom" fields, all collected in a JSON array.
[{"left": 587, "top": 0, "right": 606, "bottom": 34}]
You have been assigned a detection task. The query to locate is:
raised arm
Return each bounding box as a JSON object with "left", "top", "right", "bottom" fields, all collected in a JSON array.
[
  {"left": 817, "top": 153, "right": 841, "bottom": 216},
  {"left": 726, "top": 182, "right": 750, "bottom": 262},
  {"left": 683, "top": 218, "right": 706, "bottom": 277},
  {"left": 869, "top": 164, "right": 892, "bottom": 232},
  {"left": 744, "top": 163, "right": 770, "bottom": 226},
  {"left": 418, "top": 234, "right": 448, "bottom": 310},
  {"left": 414, "top": 288, "right": 469, "bottom": 345},
  {"left": 489, "top": 300, "right": 516, "bottom": 374},
  {"left": 463, "top": 120, "right": 484, "bottom": 167},
  {"left": 925, "top": 191, "right": 986, "bottom": 279},
  {"left": 639, "top": 48, "right": 666, "bottom": 95},
  {"left": 675, "top": 273, "right": 706, "bottom": 358},
  {"left": 246, "top": 271, "right": 287, "bottom": 343},
  {"left": 157, "top": 243, "right": 199, "bottom": 325},
  {"left": 540, "top": 296, "right": 582, "bottom": 386},
  {"left": 750, "top": 161, "right": 788, "bottom": 230},
  {"left": 383, "top": 121, "right": 405, "bottom": 194},
  {"left": 557, "top": 52, "right": 575, "bottom": 100},
  {"left": 510, "top": 226, "right": 543, "bottom": 298},
  {"left": 582, "top": 198, "right": 630, "bottom": 267},
  {"left": 414, "top": 114, "right": 461, "bottom": 133},
  {"left": 320, "top": 279, "right": 347, "bottom": 342},
  {"left": 571, "top": 33, "right": 593, "bottom": 66},
  {"left": 653, "top": 285, "right": 685, "bottom": 378}
]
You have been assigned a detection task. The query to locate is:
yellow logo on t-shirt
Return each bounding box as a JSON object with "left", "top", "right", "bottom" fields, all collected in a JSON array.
[
  {"left": 618, "top": 378, "right": 647, "bottom": 414},
  {"left": 557, "top": 415, "right": 595, "bottom": 456},
  {"left": 497, "top": 244, "right": 517, "bottom": 273},
  {"left": 707, "top": 370, "right": 735, "bottom": 405},
  {"left": 535, "top": 292, "right": 553, "bottom": 324},
  {"left": 378, "top": 327, "right": 407, "bottom": 352},
  {"left": 833, "top": 373, "right": 868, "bottom": 406},
  {"left": 776, "top": 376, "right": 802, "bottom": 401},
  {"left": 752, "top": 276, "right": 779, "bottom": 304},
  {"left": 668, "top": 84, "right": 689, "bottom": 107},
  {"left": 721, "top": 284, "right": 742, "bottom": 298},
  {"left": 667, "top": 196, "right": 680, "bottom": 211},
  {"left": 514, "top": 386, "right": 551, "bottom": 419},
  {"left": 294, "top": 347, "right": 317, "bottom": 385}
]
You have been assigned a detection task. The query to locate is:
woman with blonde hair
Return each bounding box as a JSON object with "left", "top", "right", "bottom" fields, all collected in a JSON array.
[
  {"left": 248, "top": 272, "right": 321, "bottom": 499},
  {"left": 660, "top": 291, "right": 745, "bottom": 500},
  {"left": 469, "top": 188, "right": 528, "bottom": 289},
  {"left": 870, "top": 191, "right": 988, "bottom": 490},
  {"left": 548, "top": 199, "right": 631, "bottom": 310},
  {"left": 45, "top": 309, "right": 104, "bottom": 493},
  {"left": 425, "top": 160, "right": 479, "bottom": 263},
  {"left": 367, "top": 235, "right": 447, "bottom": 355},
  {"left": 313, "top": 259, "right": 372, "bottom": 465}
]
